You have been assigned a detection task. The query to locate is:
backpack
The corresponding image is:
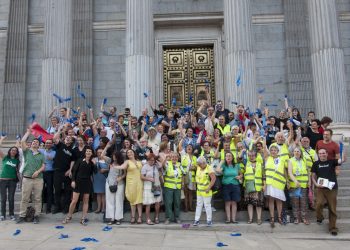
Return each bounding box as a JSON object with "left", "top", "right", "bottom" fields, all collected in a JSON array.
[{"left": 25, "top": 206, "right": 35, "bottom": 222}]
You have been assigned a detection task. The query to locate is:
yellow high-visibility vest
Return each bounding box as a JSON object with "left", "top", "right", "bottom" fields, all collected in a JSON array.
[
  {"left": 195, "top": 165, "right": 213, "bottom": 197},
  {"left": 164, "top": 161, "right": 183, "bottom": 190},
  {"left": 271, "top": 142, "right": 290, "bottom": 168},
  {"left": 301, "top": 147, "right": 316, "bottom": 170},
  {"left": 265, "top": 156, "right": 286, "bottom": 190},
  {"left": 244, "top": 162, "right": 264, "bottom": 192},
  {"left": 289, "top": 157, "right": 309, "bottom": 188},
  {"left": 181, "top": 154, "right": 196, "bottom": 183}
]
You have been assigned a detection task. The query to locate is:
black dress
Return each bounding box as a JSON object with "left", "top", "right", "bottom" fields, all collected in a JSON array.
[{"left": 72, "top": 158, "right": 97, "bottom": 194}]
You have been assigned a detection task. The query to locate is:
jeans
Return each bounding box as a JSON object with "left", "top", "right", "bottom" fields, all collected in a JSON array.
[
  {"left": 164, "top": 187, "right": 181, "bottom": 221},
  {"left": 0, "top": 179, "right": 17, "bottom": 217},
  {"left": 54, "top": 171, "right": 72, "bottom": 211},
  {"left": 43, "top": 171, "right": 54, "bottom": 211},
  {"left": 19, "top": 177, "right": 43, "bottom": 217}
]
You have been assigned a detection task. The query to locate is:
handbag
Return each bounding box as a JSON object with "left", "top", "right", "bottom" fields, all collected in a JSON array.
[
  {"left": 245, "top": 180, "right": 256, "bottom": 193},
  {"left": 151, "top": 165, "right": 161, "bottom": 197},
  {"left": 107, "top": 179, "right": 118, "bottom": 193}
]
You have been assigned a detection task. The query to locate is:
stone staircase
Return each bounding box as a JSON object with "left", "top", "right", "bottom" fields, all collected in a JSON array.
[{"left": 1, "top": 141, "right": 350, "bottom": 232}]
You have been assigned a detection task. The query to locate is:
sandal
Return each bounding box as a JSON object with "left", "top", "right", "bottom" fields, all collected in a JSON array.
[
  {"left": 80, "top": 218, "right": 88, "bottom": 226},
  {"left": 146, "top": 219, "right": 154, "bottom": 225},
  {"left": 137, "top": 217, "right": 142, "bottom": 224},
  {"left": 294, "top": 218, "right": 299, "bottom": 224},
  {"left": 225, "top": 219, "right": 231, "bottom": 224},
  {"left": 257, "top": 219, "right": 262, "bottom": 225},
  {"left": 62, "top": 216, "right": 72, "bottom": 224},
  {"left": 270, "top": 217, "right": 275, "bottom": 228},
  {"left": 107, "top": 220, "right": 115, "bottom": 225},
  {"left": 278, "top": 217, "right": 283, "bottom": 225},
  {"left": 247, "top": 219, "right": 252, "bottom": 224},
  {"left": 154, "top": 217, "right": 159, "bottom": 224},
  {"left": 130, "top": 217, "right": 135, "bottom": 224},
  {"left": 302, "top": 218, "right": 310, "bottom": 225}
]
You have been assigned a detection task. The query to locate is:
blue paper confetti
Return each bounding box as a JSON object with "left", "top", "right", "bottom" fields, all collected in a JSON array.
[
  {"left": 266, "top": 104, "right": 278, "bottom": 107},
  {"left": 55, "top": 225, "right": 64, "bottom": 229},
  {"left": 103, "top": 98, "right": 108, "bottom": 105},
  {"left": 231, "top": 101, "right": 238, "bottom": 105},
  {"left": 87, "top": 104, "right": 92, "bottom": 109},
  {"left": 13, "top": 229, "right": 21, "bottom": 236},
  {"left": 216, "top": 242, "right": 228, "bottom": 247},
  {"left": 28, "top": 113, "right": 36, "bottom": 123},
  {"left": 71, "top": 109, "right": 79, "bottom": 115},
  {"left": 230, "top": 232, "right": 242, "bottom": 236},
  {"left": 77, "top": 85, "right": 86, "bottom": 99},
  {"left": 236, "top": 68, "right": 243, "bottom": 86},
  {"left": 59, "top": 234, "right": 69, "bottom": 239},
  {"left": 284, "top": 94, "right": 288, "bottom": 98},
  {"left": 143, "top": 92, "right": 148, "bottom": 98},
  {"left": 81, "top": 237, "right": 99, "bottom": 243},
  {"left": 258, "top": 88, "right": 265, "bottom": 94},
  {"left": 172, "top": 97, "right": 177, "bottom": 106},
  {"left": 182, "top": 223, "right": 190, "bottom": 229},
  {"left": 102, "top": 226, "right": 112, "bottom": 231},
  {"left": 72, "top": 248, "right": 86, "bottom": 250},
  {"left": 53, "top": 93, "right": 72, "bottom": 104}
]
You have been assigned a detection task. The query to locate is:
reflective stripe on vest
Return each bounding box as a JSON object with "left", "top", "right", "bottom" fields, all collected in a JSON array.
[
  {"left": 289, "top": 157, "right": 309, "bottom": 188},
  {"left": 301, "top": 147, "right": 315, "bottom": 170},
  {"left": 195, "top": 165, "right": 212, "bottom": 197},
  {"left": 265, "top": 156, "right": 286, "bottom": 190},
  {"left": 217, "top": 124, "right": 231, "bottom": 135},
  {"left": 164, "top": 161, "right": 183, "bottom": 189},
  {"left": 271, "top": 143, "right": 290, "bottom": 168},
  {"left": 244, "top": 162, "right": 264, "bottom": 192}
]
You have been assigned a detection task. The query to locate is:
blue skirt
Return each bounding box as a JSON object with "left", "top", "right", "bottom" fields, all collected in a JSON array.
[{"left": 93, "top": 172, "right": 107, "bottom": 194}]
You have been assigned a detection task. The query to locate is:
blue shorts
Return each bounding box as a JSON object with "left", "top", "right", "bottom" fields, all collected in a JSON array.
[{"left": 222, "top": 184, "right": 241, "bottom": 202}]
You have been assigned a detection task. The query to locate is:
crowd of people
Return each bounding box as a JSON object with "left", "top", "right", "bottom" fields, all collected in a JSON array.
[{"left": 0, "top": 93, "right": 345, "bottom": 236}]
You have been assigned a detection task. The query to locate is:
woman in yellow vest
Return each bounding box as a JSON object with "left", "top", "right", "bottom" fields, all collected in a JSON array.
[
  {"left": 244, "top": 151, "right": 265, "bottom": 225},
  {"left": 193, "top": 156, "right": 216, "bottom": 226},
  {"left": 288, "top": 147, "right": 310, "bottom": 225},
  {"left": 264, "top": 144, "right": 287, "bottom": 227},
  {"left": 163, "top": 152, "right": 185, "bottom": 224},
  {"left": 179, "top": 144, "right": 197, "bottom": 212},
  {"left": 216, "top": 152, "right": 242, "bottom": 223}
]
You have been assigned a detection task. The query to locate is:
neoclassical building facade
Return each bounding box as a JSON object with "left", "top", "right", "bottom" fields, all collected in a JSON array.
[{"left": 0, "top": 0, "right": 350, "bottom": 136}]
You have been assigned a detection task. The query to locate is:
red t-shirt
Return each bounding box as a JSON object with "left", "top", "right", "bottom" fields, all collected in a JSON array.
[{"left": 315, "top": 140, "right": 340, "bottom": 160}]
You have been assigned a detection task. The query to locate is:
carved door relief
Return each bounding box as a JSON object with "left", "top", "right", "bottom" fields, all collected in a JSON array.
[{"left": 163, "top": 47, "right": 215, "bottom": 108}]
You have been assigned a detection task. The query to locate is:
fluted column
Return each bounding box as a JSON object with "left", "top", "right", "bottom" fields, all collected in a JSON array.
[
  {"left": 2, "top": 0, "right": 28, "bottom": 136},
  {"left": 41, "top": 0, "right": 73, "bottom": 124},
  {"left": 308, "top": 0, "right": 349, "bottom": 123},
  {"left": 224, "top": 0, "right": 256, "bottom": 109},
  {"left": 125, "top": 0, "right": 154, "bottom": 116}
]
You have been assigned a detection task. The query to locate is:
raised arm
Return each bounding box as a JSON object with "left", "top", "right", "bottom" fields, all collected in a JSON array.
[
  {"left": 0, "top": 135, "right": 6, "bottom": 158},
  {"left": 21, "top": 128, "right": 32, "bottom": 151}
]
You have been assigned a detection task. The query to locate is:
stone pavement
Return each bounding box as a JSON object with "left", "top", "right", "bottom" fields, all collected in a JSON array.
[{"left": 0, "top": 220, "right": 349, "bottom": 250}]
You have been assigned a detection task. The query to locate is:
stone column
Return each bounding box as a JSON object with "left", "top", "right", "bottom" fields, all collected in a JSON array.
[
  {"left": 308, "top": 0, "right": 349, "bottom": 124},
  {"left": 224, "top": 0, "right": 256, "bottom": 109},
  {"left": 125, "top": 0, "right": 154, "bottom": 116},
  {"left": 2, "top": 0, "right": 28, "bottom": 136},
  {"left": 41, "top": 0, "right": 73, "bottom": 125}
]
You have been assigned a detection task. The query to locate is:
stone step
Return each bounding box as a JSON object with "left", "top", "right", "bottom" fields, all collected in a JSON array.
[
  {"left": 339, "top": 186, "right": 350, "bottom": 196},
  {"left": 338, "top": 177, "right": 350, "bottom": 186},
  {"left": 337, "top": 196, "right": 350, "bottom": 207}
]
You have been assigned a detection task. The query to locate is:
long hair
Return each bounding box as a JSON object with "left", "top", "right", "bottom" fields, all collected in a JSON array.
[
  {"left": 112, "top": 151, "right": 124, "bottom": 165},
  {"left": 224, "top": 152, "right": 236, "bottom": 166},
  {"left": 7, "top": 146, "right": 19, "bottom": 160}
]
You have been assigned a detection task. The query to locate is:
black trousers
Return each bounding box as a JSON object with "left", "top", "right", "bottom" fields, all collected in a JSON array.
[
  {"left": 53, "top": 171, "right": 72, "bottom": 211},
  {"left": 0, "top": 179, "right": 17, "bottom": 217},
  {"left": 43, "top": 171, "right": 54, "bottom": 210}
]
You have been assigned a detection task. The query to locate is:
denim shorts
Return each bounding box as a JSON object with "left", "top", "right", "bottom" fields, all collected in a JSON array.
[{"left": 222, "top": 184, "right": 241, "bottom": 202}]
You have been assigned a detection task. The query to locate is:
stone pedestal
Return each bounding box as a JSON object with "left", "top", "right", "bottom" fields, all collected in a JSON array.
[
  {"left": 224, "top": 0, "right": 256, "bottom": 109},
  {"left": 125, "top": 0, "right": 154, "bottom": 116},
  {"left": 41, "top": 0, "right": 73, "bottom": 125}
]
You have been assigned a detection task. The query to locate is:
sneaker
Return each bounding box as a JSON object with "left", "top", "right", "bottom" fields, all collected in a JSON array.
[
  {"left": 174, "top": 218, "right": 181, "bottom": 224},
  {"left": 33, "top": 216, "right": 39, "bottom": 224},
  {"left": 207, "top": 221, "right": 213, "bottom": 227},
  {"left": 331, "top": 231, "right": 338, "bottom": 236},
  {"left": 0, "top": 216, "right": 4, "bottom": 221},
  {"left": 16, "top": 217, "right": 25, "bottom": 224},
  {"left": 10, "top": 215, "right": 16, "bottom": 221},
  {"left": 316, "top": 219, "right": 323, "bottom": 225},
  {"left": 116, "top": 220, "right": 121, "bottom": 225},
  {"left": 164, "top": 219, "right": 170, "bottom": 225},
  {"left": 193, "top": 220, "right": 200, "bottom": 226}
]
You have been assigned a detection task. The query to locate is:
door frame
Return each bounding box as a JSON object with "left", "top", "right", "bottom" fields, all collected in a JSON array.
[{"left": 154, "top": 25, "right": 224, "bottom": 106}]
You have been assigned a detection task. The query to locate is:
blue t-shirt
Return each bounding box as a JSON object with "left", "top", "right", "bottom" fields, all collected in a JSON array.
[{"left": 38, "top": 149, "right": 56, "bottom": 172}]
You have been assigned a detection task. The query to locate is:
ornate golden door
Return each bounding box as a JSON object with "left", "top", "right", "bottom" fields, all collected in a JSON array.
[{"left": 163, "top": 47, "right": 215, "bottom": 108}]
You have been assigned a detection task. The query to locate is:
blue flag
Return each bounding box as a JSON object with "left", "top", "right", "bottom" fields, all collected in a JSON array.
[
  {"left": 77, "top": 85, "right": 86, "bottom": 99},
  {"left": 236, "top": 68, "right": 243, "bottom": 86},
  {"left": 258, "top": 88, "right": 265, "bottom": 94},
  {"left": 103, "top": 98, "right": 108, "bottom": 105},
  {"left": 143, "top": 92, "right": 148, "bottom": 98},
  {"left": 53, "top": 93, "right": 72, "bottom": 104}
]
